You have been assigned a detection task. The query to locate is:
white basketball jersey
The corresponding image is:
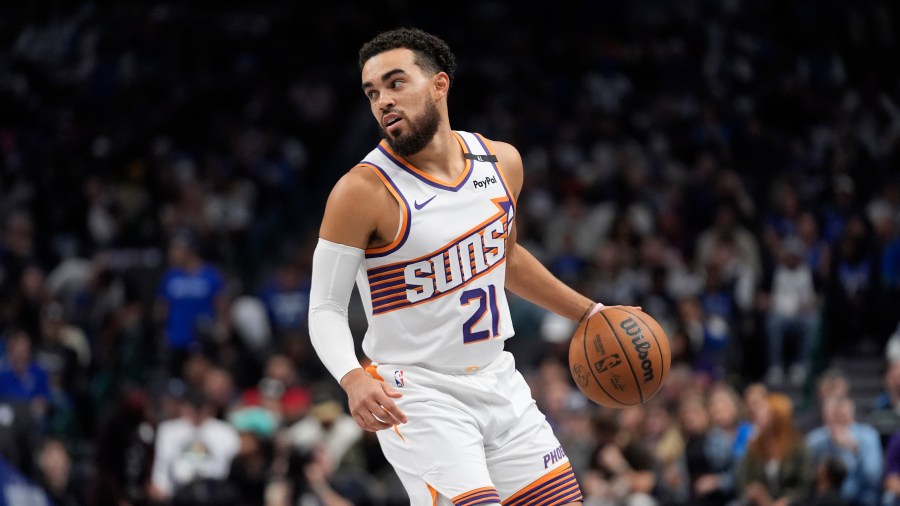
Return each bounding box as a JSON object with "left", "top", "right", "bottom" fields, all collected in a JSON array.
[{"left": 355, "top": 131, "right": 516, "bottom": 370}]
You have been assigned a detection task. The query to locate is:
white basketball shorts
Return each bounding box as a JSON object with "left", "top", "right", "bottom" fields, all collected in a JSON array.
[{"left": 367, "top": 351, "right": 583, "bottom": 505}]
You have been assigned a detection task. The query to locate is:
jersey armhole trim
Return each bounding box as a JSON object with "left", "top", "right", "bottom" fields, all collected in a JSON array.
[
  {"left": 473, "top": 133, "right": 517, "bottom": 210},
  {"left": 359, "top": 162, "right": 411, "bottom": 258}
]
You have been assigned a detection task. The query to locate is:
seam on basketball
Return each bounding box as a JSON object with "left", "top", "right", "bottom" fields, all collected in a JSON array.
[
  {"left": 580, "top": 318, "right": 622, "bottom": 406},
  {"left": 617, "top": 307, "right": 667, "bottom": 393},
  {"left": 598, "top": 308, "right": 644, "bottom": 405}
]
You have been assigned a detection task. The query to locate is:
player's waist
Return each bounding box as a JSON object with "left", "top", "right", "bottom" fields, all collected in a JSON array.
[{"left": 373, "top": 349, "right": 507, "bottom": 376}]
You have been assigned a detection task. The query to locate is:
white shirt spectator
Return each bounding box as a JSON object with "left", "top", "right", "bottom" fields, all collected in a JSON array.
[
  {"left": 151, "top": 412, "right": 240, "bottom": 498},
  {"left": 771, "top": 264, "right": 817, "bottom": 317}
]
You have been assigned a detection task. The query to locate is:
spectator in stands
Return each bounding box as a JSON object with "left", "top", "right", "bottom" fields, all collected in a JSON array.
[
  {"left": 866, "top": 359, "right": 900, "bottom": 445},
  {"left": 202, "top": 366, "right": 236, "bottom": 420},
  {"left": 227, "top": 430, "right": 271, "bottom": 506},
  {"left": 760, "top": 235, "right": 821, "bottom": 387},
  {"left": 87, "top": 389, "right": 154, "bottom": 506},
  {"left": 695, "top": 201, "right": 762, "bottom": 287},
  {"left": 36, "top": 438, "right": 82, "bottom": 506},
  {"left": 240, "top": 354, "right": 310, "bottom": 425},
  {"left": 824, "top": 215, "right": 881, "bottom": 358},
  {"left": 805, "top": 395, "right": 882, "bottom": 506},
  {"left": 796, "top": 210, "right": 831, "bottom": 283},
  {"left": 708, "top": 382, "right": 754, "bottom": 462},
  {"left": 0, "top": 398, "right": 39, "bottom": 480},
  {"left": 149, "top": 390, "right": 240, "bottom": 503},
  {"left": 675, "top": 295, "right": 730, "bottom": 382},
  {"left": 287, "top": 399, "right": 361, "bottom": 471},
  {"left": 798, "top": 368, "right": 852, "bottom": 434},
  {"left": 259, "top": 255, "right": 310, "bottom": 342},
  {"left": 36, "top": 301, "right": 90, "bottom": 436},
  {"left": 285, "top": 445, "right": 353, "bottom": 506},
  {"left": 582, "top": 407, "right": 658, "bottom": 505},
  {"left": 792, "top": 456, "right": 849, "bottom": 506},
  {"left": 677, "top": 392, "right": 736, "bottom": 505},
  {"left": 155, "top": 228, "right": 230, "bottom": 378},
  {"left": 0, "top": 211, "right": 45, "bottom": 299},
  {"left": 0, "top": 329, "right": 50, "bottom": 420},
  {"left": 736, "top": 393, "right": 812, "bottom": 506}
]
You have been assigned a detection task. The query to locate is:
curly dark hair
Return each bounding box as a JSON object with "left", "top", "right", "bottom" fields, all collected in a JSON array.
[{"left": 358, "top": 27, "right": 457, "bottom": 86}]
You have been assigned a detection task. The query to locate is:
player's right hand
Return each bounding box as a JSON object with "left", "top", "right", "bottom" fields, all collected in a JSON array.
[{"left": 340, "top": 368, "right": 408, "bottom": 432}]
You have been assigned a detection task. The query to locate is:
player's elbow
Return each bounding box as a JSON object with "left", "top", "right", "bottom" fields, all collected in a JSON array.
[{"left": 308, "top": 302, "right": 349, "bottom": 333}]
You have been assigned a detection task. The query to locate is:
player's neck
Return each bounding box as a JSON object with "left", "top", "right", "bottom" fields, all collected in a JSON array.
[{"left": 402, "top": 124, "right": 464, "bottom": 181}]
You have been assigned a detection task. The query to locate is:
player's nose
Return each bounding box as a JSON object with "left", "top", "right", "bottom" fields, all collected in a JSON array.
[{"left": 377, "top": 91, "right": 396, "bottom": 110}]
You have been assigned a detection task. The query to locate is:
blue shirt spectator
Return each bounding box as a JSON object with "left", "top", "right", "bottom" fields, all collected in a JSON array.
[
  {"left": 805, "top": 396, "right": 882, "bottom": 506},
  {"left": 259, "top": 260, "right": 310, "bottom": 338},
  {"left": 0, "top": 330, "right": 51, "bottom": 418},
  {"left": 156, "top": 231, "right": 227, "bottom": 350}
]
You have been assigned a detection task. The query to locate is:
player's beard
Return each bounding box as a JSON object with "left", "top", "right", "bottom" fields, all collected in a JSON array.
[{"left": 381, "top": 99, "right": 440, "bottom": 157}]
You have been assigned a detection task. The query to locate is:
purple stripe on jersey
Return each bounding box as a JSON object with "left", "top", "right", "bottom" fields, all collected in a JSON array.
[
  {"left": 364, "top": 163, "right": 412, "bottom": 259},
  {"left": 376, "top": 143, "right": 473, "bottom": 192},
  {"left": 371, "top": 293, "right": 408, "bottom": 308},
  {"left": 472, "top": 133, "right": 515, "bottom": 207},
  {"left": 368, "top": 269, "right": 406, "bottom": 286},
  {"left": 369, "top": 285, "right": 407, "bottom": 302},
  {"left": 367, "top": 262, "right": 405, "bottom": 277},
  {"left": 454, "top": 491, "right": 501, "bottom": 506}
]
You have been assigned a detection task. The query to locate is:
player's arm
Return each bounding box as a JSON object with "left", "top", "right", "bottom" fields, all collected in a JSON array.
[
  {"left": 309, "top": 166, "right": 407, "bottom": 432},
  {"left": 491, "top": 141, "right": 598, "bottom": 322}
]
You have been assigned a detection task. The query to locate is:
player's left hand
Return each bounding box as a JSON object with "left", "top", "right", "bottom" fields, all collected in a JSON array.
[
  {"left": 341, "top": 369, "right": 408, "bottom": 431},
  {"left": 589, "top": 304, "right": 642, "bottom": 319}
]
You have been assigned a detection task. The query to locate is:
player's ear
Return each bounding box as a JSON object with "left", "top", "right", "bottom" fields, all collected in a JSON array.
[{"left": 432, "top": 71, "right": 450, "bottom": 98}]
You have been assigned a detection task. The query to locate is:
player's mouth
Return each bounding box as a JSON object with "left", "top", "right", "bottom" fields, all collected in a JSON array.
[{"left": 383, "top": 113, "right": 403, "bottom": 133}]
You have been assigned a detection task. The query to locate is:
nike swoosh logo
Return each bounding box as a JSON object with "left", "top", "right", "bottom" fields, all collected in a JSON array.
[{"left": 414, "top": 195, "right": 436, "bottom": 210}]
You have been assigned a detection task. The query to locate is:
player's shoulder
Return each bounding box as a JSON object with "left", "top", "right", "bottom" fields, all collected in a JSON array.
[
  {"left": 329, "top": 164, "right": 388, "bottom": 203},
  {"left": 478, "top": 136, "right": 523, "bottom": 191},
  {"left": 479, "top": 137, "right": 522, "bottom": 167}
]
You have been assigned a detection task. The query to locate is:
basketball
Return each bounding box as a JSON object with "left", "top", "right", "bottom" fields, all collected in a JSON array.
[{"left": 569, "top": 307, "right": 671, "bottom": 408}]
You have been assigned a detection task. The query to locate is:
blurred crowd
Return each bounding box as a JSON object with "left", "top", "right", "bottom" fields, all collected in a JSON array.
[{"left": 0, "top": 0, "right": 899, "bottom": 505}]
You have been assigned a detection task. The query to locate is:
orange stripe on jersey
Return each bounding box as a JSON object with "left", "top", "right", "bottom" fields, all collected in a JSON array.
[
  {"left": 361, "top": 163, "right": 410, "bottom": 257},
  {"left": 378, "top": 133, "right": 473, "bottom": 188},
  {"left": 474, "top": 133, "right": 517, "bottom": 209},
  {"left": 503, "top": 463, "right": 581, "bottom": 506}
]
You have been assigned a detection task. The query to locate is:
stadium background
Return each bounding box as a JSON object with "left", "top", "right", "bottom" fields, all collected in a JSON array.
[{"left": 0, "top": 0, "right": 899, "bottom": 504}]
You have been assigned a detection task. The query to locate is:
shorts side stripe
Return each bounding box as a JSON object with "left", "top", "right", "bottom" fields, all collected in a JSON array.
[
  {"left": 427, "top": 484, "right": 439, "bottom": 506},
  {"left": 503, "top": 463, "right": 582, "bottom": 506},
  {"left": 453, "top": 486, "right": 501, "bottom": 506}
]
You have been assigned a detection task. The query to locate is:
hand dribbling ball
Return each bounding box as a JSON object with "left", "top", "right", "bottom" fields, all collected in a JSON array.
[{"left": 569, "top": 307, "right": 670, "bottom": 408}]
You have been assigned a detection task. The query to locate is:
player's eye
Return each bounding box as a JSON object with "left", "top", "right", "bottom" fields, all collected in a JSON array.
[
  {"left": 366, "top": 90, "right": 378, "bottom": 101},
  {"left": 390, "top": 79, "right": 404, "bottom": 89}
]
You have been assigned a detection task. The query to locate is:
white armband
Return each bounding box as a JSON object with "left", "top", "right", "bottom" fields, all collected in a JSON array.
[{"left": 308, "top": 238, "right": 365, "bottom": 383}]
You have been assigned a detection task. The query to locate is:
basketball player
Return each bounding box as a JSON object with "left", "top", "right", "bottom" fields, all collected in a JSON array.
[{"left": 309, "top": 28, "right": 619, "bottom": 505}]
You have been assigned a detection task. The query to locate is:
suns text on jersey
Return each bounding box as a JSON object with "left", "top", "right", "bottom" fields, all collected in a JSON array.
[{"left": 404, "top": 217, "right": 506, "bottom": 303}]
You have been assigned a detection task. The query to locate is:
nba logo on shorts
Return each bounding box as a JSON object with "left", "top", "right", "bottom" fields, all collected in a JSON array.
[{"left": 394, "top": 370, "right": 405, "bottom": 388}]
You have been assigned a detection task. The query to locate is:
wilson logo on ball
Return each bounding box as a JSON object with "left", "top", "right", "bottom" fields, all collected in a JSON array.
[{"left": 620, "top": 317, "right": 655, "bottom": 382}]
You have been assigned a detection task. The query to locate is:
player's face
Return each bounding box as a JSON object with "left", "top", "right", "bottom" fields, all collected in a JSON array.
[{"left": 362, "top": 48, "right": 441, "bottom": 156}]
